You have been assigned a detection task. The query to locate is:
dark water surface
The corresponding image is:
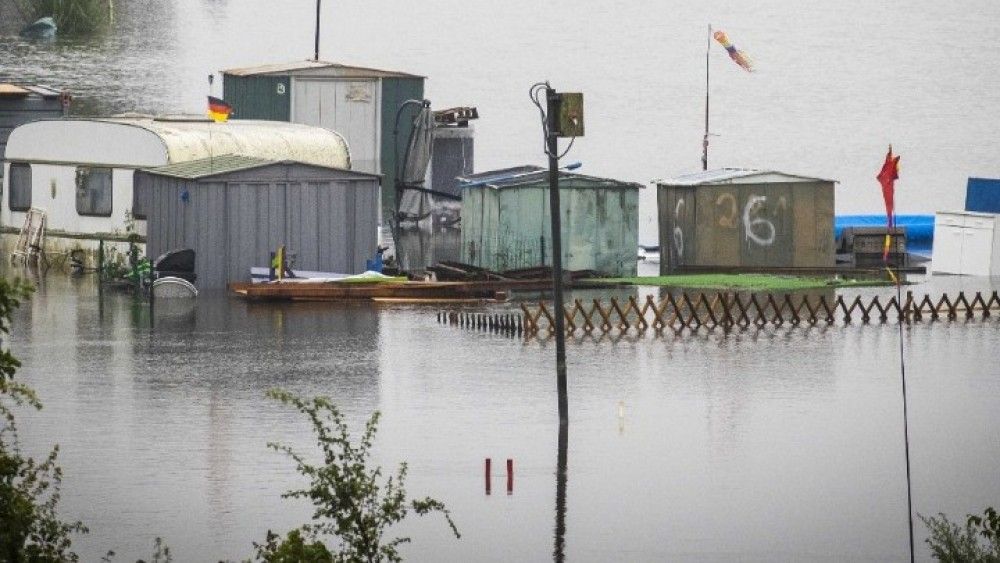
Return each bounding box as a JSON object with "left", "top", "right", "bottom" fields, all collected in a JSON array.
[{"left": 7, "top": 270, "right": 1000, "bottom": 561}]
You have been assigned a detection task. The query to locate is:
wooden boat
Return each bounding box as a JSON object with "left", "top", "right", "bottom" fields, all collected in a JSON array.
[{"left": 228, "top": 276, "right": 619, "bottom": 303}]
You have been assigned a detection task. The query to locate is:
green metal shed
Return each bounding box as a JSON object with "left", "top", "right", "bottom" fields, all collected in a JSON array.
[
  {"left": 460, "top": 166, "right": 641, "bottom": 276},
  {"left": 221, "top": 60, "right": 425, "bottom": 221},
  {"left": 656, "top": 168, "right": 837, "bottom": 272}
]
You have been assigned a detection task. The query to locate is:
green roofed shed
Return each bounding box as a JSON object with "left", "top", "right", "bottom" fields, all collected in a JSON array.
[{"left": 459, "top": 166, "right": 641, "bottom": 276}]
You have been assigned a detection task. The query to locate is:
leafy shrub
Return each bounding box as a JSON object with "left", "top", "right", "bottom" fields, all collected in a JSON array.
[
  {"left": 922, "top": 507, "right": 1000, "bottom": 562},
  {"left": 256, "top": 390, "right": 460, "bottom": 562}
]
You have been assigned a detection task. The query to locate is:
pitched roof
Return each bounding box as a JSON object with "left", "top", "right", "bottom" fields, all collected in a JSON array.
[
  {"left": 459, "top": 166, "right": 642, "bottom": 190},
  {"left": 141, "top": 154, "right": 275, "bottom": 179},
  {"left": 141, "top": 154, "right": 380, "bottom": 180},
  {"left": 222, "top": 60, "right": 423, "bottom": 79},
  {"left": 656, "top": 168, "right": 836, "bottom": 186}
]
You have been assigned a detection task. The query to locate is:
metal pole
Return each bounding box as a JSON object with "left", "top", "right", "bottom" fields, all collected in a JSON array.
[
  {"left": 314, "top": 0, "right": 321, "bottom": 61},
  {"left": 546, "top": 86, "right": 568, "bottom": 425},
  {"left": 703, "top": 24, "right": 711, "bottom": 171},
  {"left": 896, "top": 275, "right": 916, "bottom": 563}
]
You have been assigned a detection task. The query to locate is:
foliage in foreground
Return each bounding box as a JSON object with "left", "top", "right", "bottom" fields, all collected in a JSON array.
[
  {"left": 256, "top": 390, "right": 460, "bottom": 562},
  {"left": 0, "top": 278, "right": 89, "bottom": 561},
  {"left": 922, "top": 507, "right": 1000, "bottom": 562}
]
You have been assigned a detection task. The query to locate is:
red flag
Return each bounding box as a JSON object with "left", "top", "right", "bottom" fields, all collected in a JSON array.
[
  {"left": 876, "top": 145, "right": 900, "bottom": 261},
  {"left": 876, "top": 145, "right": 900, "bottom": 229}
]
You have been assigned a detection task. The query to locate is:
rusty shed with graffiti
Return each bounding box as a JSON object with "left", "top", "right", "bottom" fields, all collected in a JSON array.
[
  {"left": 656, "top": 168, "right": 836, "bottom": 272},
  {"left": 460, "top": 166, "right": 641, "bottom": 276}
]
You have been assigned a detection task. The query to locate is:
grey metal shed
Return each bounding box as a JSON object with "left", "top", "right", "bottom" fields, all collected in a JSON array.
[
  {"left": 221, "top": 60, "right": 424, "bottom": 221},
  {"left": 135, "top": 155, "right": 381, "bottom": 289},
  {"left": 656, "top": 168, "right": 836, "bottom": 272},
  {"left": 460, "top": 166, "right": 641, "bottom": 276},
  {"left": 0, "top": 84, "right": 65, "bottom": 177}
]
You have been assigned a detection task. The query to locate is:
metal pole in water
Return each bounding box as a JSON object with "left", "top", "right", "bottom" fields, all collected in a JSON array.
[
  {"left": 895, "top": 276, "right": 915, "bottom": 563},
  {"left": 546, "top": 86, "right": 569, "bottom": 426}
]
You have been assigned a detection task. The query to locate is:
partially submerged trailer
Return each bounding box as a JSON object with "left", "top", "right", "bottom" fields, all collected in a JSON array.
[{"left": 1, "top": 115, "right": 350, "bottom": 258}]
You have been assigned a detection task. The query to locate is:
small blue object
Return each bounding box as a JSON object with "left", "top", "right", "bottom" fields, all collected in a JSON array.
[
  {"left": 181, "top": 189, "right": 190, "bottom": 203},
  {"left": 365, "top": 248, "right": 384, "bottom": 273},
  {"left": 965, "top": 177, "right": 1000, "bottom": 213},
  {"left": 562, "top": 162, "right": 582, "bottom": 171}
]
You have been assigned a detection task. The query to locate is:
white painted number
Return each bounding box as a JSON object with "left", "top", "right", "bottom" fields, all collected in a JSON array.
[
  {"left": 673, "top": 198, "right": 685, "bottom": 259},
  {"left": 743, "top": 195, "right": 775, "bottom": 247}
]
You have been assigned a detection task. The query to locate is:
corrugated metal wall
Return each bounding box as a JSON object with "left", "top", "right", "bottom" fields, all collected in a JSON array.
[
  {"left": 657, "top": 181, "right": 835, "bottom": 272},
  {"left": 461, "top": 180, "right": 639, "bottom": 276},
  {"left": 380, "top": 77, "right": 424, "bottom": 223},
  {"left": 141, "top": 165, "right": 378, "bottom": 289},
  {"left": 223, "top": 74, "right": 291, "bottom": 121},
  {"left": 0, "top": 95, "right": 63, "bottom": 175}
]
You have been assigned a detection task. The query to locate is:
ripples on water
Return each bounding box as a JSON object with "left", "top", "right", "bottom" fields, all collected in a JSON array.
[{"left": 5, "top": 269, "right": 999, "bottom": 561}]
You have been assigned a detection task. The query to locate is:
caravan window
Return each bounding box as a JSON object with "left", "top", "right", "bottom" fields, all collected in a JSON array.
[
  {"left": 8, "top": 164, "right": 32, "bottom": 211},
  {"left": 76, "top": 166, "right": 113, "bottom": 217}
]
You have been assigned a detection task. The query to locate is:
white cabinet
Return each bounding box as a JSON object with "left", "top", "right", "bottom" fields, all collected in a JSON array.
[{"left": 931, "top": 211, "right": 1000, "bottom": 276}]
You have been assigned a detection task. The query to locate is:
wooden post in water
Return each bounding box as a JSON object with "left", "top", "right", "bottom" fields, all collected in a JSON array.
[{"left": 484, "top": 458, "right": 491, "bottom": 495}]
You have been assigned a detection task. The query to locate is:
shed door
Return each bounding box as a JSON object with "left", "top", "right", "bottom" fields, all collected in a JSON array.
[{"left": 291, "top": 78, "right": 379, "bottom": 174}]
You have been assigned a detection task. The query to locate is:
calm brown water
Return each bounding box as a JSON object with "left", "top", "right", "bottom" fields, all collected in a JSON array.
[{"left": 3, "top": 1, "right": 1000, "bottom": 560}]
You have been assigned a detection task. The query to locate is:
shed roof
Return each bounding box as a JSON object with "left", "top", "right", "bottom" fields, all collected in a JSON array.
[
  {"left": 5, "top": 115, "right": 350, "bottom": 169},
  {"left": 459, "top": 165, "right": 642, "bottom": 190},
  {"left": 222, "top": 59, "right": 423, "bottom": 79},
  {"left": 0, "top": 84, "right": 61, "bottom": 98},
  {"left": 141, "top": 154, "right": 380, "bottom": 180},
  {"left": 656, "top": 168, "right": 836, "bottom": 186}
]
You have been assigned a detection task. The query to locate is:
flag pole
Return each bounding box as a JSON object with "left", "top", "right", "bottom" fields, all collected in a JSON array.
[
  {"left": 702, "top": 24, "right": 711, "bottom": 171},
  {"left": 208, "top": 75, "right": 214, "bottom": 173}
]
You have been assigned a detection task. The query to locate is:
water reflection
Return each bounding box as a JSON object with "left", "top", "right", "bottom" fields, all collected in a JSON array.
[{"left": 553, "top": 421, "right": 567, "bottom": 562}]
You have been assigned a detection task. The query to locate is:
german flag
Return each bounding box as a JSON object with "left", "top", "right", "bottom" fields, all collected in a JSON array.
[{"left": 207, "top": 96, "right": 232, "bottom": 122}]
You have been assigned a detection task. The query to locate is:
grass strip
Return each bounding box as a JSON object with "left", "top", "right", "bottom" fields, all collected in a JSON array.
[{"left": 590, "top": 274, "right": 895, "bottom": 291}]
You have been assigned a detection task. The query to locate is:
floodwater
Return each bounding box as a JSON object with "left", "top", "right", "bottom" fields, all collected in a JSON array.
[
  {"left": 8, "top": 269, "right": 1000, "bottom": 562},
  {"left": 2, "top": 1, "right": 1000, "bottom": 560}
]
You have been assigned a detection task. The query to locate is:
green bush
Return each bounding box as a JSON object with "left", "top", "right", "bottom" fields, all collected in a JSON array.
[
  {"left": 922, "top": 507, "right": 1000, "bottom": 562},
  {"left": 0, "top": 279, "right": 88, "bottom": 562},
  {"left": 256, "top": 390, "right": 460, "bottom": 562}
]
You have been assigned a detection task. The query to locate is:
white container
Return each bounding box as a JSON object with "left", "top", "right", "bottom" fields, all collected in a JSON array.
[{"left": 931, "top": 211, "right": 1000, "bottom": 276}]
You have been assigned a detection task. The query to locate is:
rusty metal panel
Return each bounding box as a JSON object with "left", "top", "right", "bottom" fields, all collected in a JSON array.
[
  {"left": 813, "top": 183, "right": 836, "bottom": 266},
  {"left": 792, "top": 183, "right": 817, "bottom": 267},
  {"left": 739, "top": 182, "right": 793, "bottom": 267},
  {"left": 695, "top": 185, "right": 741, "bottom": 267},
  {"left": 660, "top": 186, "right": 696, "bottom": 271}
]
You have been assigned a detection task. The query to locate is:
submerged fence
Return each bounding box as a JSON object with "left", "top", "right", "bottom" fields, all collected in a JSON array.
[{"left": 438, "top": 290, "right": 1000, "bottom": 339}]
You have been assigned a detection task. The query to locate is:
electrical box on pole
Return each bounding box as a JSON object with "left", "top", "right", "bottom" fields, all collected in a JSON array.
[{"left": 554, "top": 92, "right": 584, "bottom": 137}]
